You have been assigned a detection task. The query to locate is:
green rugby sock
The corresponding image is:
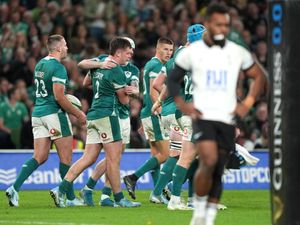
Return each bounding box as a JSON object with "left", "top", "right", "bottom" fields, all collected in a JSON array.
[
  {"left": 102, "top": 186, "right": 112, "bottom": 197},
  {"left": 86, "top": 177, "right": 98, "bottom": 190},
  {"left": 172, "top": 165, "right": 188, "bottom": 197},
  {"left": 153, "top": 157, "right": 178, "bottom": 196},
  {"left": 114, "top": 192, "right": 124, "bottom": 202},
  {"left": 59, "top": 179, "right": 72, "bottom": 195},
  {"left": 134, "top": 156, "right": 159, "bottom": 179},
  {"left": 59, "top": 163, "right": 75, "bottom": 200},
  {"left": 150, "top": 165, "right": 160, "bottom": 186},
  {"left": 13, "top": 158, "right": 39, "bottom": 192}
]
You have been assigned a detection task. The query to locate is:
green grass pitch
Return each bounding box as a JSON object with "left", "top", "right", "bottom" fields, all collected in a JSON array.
[{"left": 0, "top": 190, "right": 270, "bottom": 225}]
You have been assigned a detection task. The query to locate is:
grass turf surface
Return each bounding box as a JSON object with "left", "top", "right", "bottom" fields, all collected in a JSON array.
[{"left": 0, "top": 190, "right": 270, "bottom": 225}]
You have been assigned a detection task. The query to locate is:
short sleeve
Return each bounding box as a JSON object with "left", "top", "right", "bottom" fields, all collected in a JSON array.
[
  {"left": 112, "top": 68, "right": 126, "bottom": 90},
  {"left": 149, "top": 63, "right": 163, "bottom": 79},
  {"left": 175, "top": 47, "right": 192, "bottom": 71},
  {"left": 52, "top": 64, "right": 68, "bottom": 85},
  {"left": 240, "top": 46, "right": 254, "bottom": 71}
]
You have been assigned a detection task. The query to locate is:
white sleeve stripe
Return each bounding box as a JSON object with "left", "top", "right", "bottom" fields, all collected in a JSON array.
[
  {"left": 131, "top": 76, "right": 139, "bottom": 81},
  {"left": 149, "top": 71, "right": 158, "bottom": 78},
  {"left": 52, "top": 77, "right": 66, "bottom": 84},
  {"left": 113, "top": 83, "right": 125, "bottom": 89}
]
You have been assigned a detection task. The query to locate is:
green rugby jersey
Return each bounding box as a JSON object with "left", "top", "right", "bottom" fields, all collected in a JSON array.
[
  {"left": 0, "top": 101, "right": 28, "bottom": 129},
  {"left": 119, "top": 62, "right": 139, "bottom": 119},
  {"left": 161, "top": 58, "right": 176, "bottom": 116},
  {"left": 87, "top": 59, "right": 126, "bottom": 120},
  {"left": 32, "top": 56, "right": 68, "bottom": 117},
  {"left": 183, "top": 73, "right": 193, "bottom": 103},
  {"left": 141, "top": 57, "right": 166, "bottom": 118},
  {"left": 95, "top": 54, "right": 140, "bottom": 119}
]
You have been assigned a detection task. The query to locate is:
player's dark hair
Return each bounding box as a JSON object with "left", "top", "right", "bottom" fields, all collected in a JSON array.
[
  {"left": 47, "top": 35, "right": 64, "bottom": 52},
  {"left": 109, "top": 37, "right": 132, "bottom": 55},
  {"left": 205, "top": 3, "right": 229, "bottom": 20},
  {"left": 157, "top": 37, "right": 174, "bottom": 46}
]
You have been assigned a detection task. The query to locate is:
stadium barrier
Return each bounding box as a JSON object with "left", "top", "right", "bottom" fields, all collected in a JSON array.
[{"left": 0, "top": 149, "right": 269, "bottom": 190}]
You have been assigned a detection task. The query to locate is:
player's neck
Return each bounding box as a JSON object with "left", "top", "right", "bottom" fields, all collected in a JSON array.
[
  {"left": 48, "top": 53, "right": 61, "bottom": 62},
  {"left": 154, "top": 55, "right": 165, "bottom": 64},
  {"left": 108, "top": 55, "right": 120, "bottom": 65}
]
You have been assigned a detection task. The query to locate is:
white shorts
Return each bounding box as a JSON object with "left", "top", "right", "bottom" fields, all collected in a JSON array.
[
  {"left": 32, "top": 112, "right": 72, "bottom": 140},
  {"left": 141, "top": 115, "right": 168, "bottom": 142},
  {"left": 161, "top": 114, "right": 182, "bottom": 138},
  {"left": 86, "top": 116, "right": 121, "bottom": 144},
  {"left": 177, "top": 115, "right": 192, "bottom": 141},
  {"left": 120, "top": 117, "right": 130, "bottom": 144}
]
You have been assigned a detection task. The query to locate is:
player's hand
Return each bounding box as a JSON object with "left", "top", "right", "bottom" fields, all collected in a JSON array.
[
  {"left": 77, "top": 111, "right": 87, "bottom": 126},
  {"left": 234, "top": 103, "right": 250, "bottom": 119},
  {"left": 151, "top": 100, "right": 162, "bottom": 115},
  {"left": 101, "top": 60, "right": 116, "bottom": 69},
  {"left": 124, "top": 86, "right": 136, "bottom": 95},
  {"left": 138, "top": 126, "right": 145, "bottom": 136}
]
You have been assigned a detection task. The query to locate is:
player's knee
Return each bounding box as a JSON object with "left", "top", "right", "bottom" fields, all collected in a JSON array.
[{"left": 33, "top": 154, "right": 48, "bottom": 165}]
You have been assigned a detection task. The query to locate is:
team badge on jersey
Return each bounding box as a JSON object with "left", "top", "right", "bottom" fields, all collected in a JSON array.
[{"left": 124, "top": 71, "right": 132, "bottom": 78}]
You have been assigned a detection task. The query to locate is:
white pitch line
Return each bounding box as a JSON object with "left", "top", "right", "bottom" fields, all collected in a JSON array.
[{"left": 0, "top": 220, "right": 107, "bottom": 225}]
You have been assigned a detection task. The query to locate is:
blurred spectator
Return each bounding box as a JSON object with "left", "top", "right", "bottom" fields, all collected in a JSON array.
[
  {"left": 0, "top": 0, "right": 269, "bottom": 149},
  {"left": 0, "top": 77, "right": 11, "bottom": 102},
  {"left": 37, "top": 11, "right": 53, "bottom": 34},
  {"left": 0, "top": 87, "right": 29, "bottom": 148},
  {"left": 255, "top": 41, "right": 267, "bottom": 67},
  {"left": 254, "top": 122, "right": 268, "bottom": 149}
]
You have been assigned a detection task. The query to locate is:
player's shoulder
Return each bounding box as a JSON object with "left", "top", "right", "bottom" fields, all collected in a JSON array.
[
  {"left": 97, "top": 54, "right": 109, "bottom": 61},
  {"left": 147, "top": 57, "right": 162, "bottom": 67},
  {"left": 127, "top": 62, "right": 140, "bottom": 72},
  {"left": 226, "top": 39, "right": 249, "bottom": 52}
]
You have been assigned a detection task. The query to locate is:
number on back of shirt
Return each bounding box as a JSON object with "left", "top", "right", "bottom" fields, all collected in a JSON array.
[{"left": 35, "top": 79, "right": 48, "bottom": 97}]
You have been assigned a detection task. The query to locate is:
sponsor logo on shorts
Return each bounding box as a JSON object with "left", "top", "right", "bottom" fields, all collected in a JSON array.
[
  {"left": 101, "top": 133, "right": 107, "bottom": 139},
  {"left": 174, "top": 126, "right": 180, "bottom": 132},
  {"left": 49, "top": 128, "right": 61, "bottom": 137}
]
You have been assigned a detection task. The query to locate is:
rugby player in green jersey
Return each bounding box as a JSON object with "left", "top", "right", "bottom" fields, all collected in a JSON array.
[
  {"left": 150, "top": 24, "right": 206, "bottom": 207},
  {"left": 6, "top": 35, "right": 86, "bottom": 207},
  {"left": 50, "top": 37, "right": 140, "bottom": 208},
  {"left": 123, "top": 37, "right": 173, "bottom": 200},
  {"left": 77, "top": 38, "right": 140, "bottom": 207}
]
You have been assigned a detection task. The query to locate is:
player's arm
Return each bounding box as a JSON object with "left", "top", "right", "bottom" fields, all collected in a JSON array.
[
  {"left": 153, "top": 73, "right": 166, "bottom": 93},
  {"left": 53, "top": 83, "right": 86, "bottom": 125},
  {"left": 78, "top": 58, "right": 116, "bottom": 70},
  {"left": 0, "top": 118, "right": 11, "bottom": 134},
  {"left": 83, "top": 73, "right": 92, "bottom": 87},
  {"left": 149, "top": 77, "right": 159, "bottom": 104},
  {"left": 235, "top": 63, "right": 267, "bottom": 118},
  {"left": 151, "top": 85, "right": 168, "bottom": 114},
  {"left": 116, "top": 88, "right": 129, "bottom": 105}
]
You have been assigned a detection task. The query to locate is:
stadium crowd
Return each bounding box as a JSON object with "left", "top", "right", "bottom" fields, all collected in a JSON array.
[{"left": 0, "top": 0, "right": 268, "bottom": 150}]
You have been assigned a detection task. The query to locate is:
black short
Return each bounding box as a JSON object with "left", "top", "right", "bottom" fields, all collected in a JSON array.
[{"left": 192, "top": 119, "right": 235, "bottom": 153}]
